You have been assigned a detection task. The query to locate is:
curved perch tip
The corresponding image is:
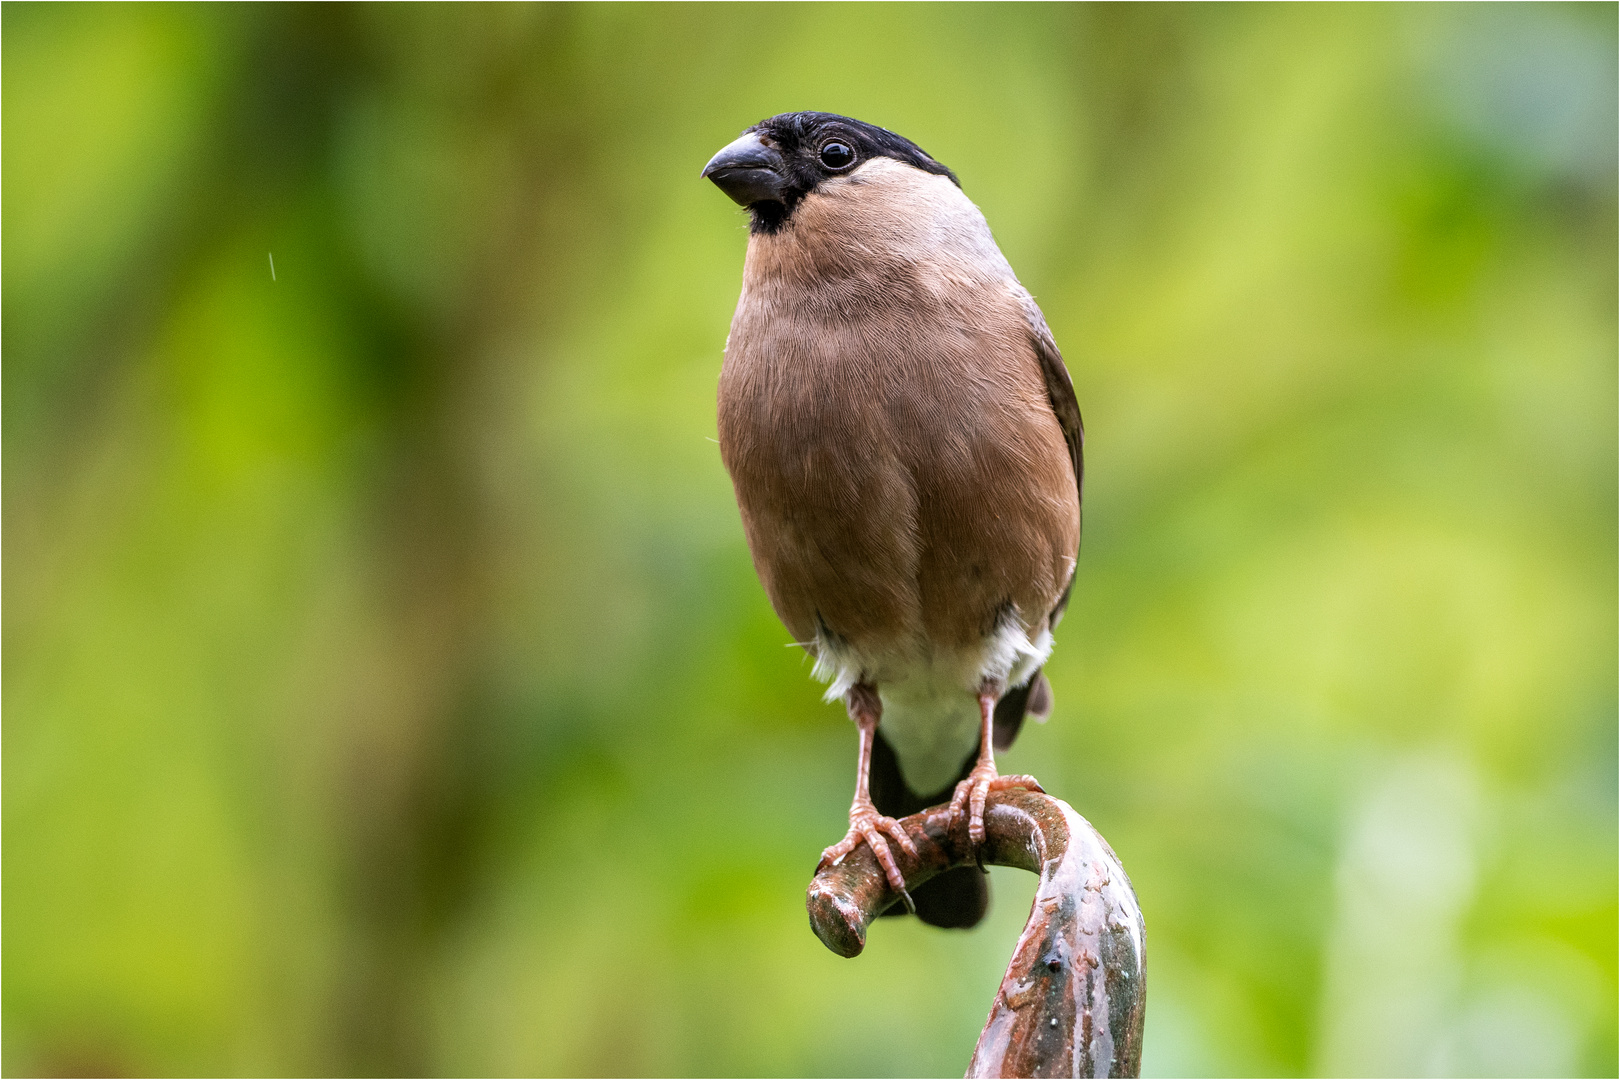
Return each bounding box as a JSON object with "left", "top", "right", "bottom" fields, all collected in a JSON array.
[{"left": 805, "top": 789, "right": 1146, "bottom": 1078}]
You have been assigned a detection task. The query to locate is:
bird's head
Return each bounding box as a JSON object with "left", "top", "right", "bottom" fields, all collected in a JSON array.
[{"left": 702, "top": 112, "right": 958, "bottom": 234}]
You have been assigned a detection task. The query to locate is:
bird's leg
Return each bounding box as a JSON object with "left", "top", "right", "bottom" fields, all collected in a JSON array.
[
  {"left": 817, "top": 683, "right": 919, "bottom": 913},
  {"left": 950, "top": 681, "right": 1045, "bottom": 848}
]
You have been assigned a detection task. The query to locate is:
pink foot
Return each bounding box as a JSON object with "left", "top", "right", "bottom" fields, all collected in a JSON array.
[
  {"left": 817, "top": 803, "right": 919, "bottom": 910},
  {"left": 950, "top": 767, "right": 1045, "bottom": 846}
]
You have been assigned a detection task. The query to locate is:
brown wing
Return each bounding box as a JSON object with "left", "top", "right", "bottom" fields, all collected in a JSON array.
[
  {"left": 1016, "top": 289, "right": 1083, "bottom": 624},
  {"left": 992, "top": 291, "right": 1084, "bottom": 753}
]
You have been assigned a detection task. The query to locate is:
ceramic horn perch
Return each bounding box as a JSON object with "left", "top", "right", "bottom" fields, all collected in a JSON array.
[{"left": 807, "top": 787, "right": 1146, "bottom": 1078}]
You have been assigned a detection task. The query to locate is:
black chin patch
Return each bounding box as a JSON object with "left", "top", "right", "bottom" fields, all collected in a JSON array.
[{"left": 749, "top": 201, "right": 790, "bottom": 234}]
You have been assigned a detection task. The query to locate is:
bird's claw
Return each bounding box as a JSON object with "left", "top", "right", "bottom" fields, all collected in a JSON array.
[
  {"left": 817, "top": 804, "right": 918, "bottom": 911},
  {"left": 950, "top": 769, "right": 1044, "bottom": 847}
]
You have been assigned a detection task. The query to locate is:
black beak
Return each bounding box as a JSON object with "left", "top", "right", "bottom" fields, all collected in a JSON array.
[{"left": 702, "top": 132, "right": 787, "bottom": 207}]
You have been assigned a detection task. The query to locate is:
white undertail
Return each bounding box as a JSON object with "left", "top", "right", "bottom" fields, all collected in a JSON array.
[{"left": 810, "top": 611, "right": 1052, "bottom": 795}]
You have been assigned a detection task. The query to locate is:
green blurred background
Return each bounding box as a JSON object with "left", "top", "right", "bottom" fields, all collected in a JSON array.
[{"left": 4, "top": 3, "right": 1615, "bottom": 1076}]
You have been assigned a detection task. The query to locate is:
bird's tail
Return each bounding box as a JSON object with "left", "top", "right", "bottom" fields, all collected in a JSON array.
[
  {"left": 993, "top": 668, "right": 1052, "bottom": 751},
  {"left": 868, "top": 670, "right": 1052, "bottom": 929}
]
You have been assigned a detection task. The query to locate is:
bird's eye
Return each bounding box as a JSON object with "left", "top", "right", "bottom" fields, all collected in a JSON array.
[{"left": 819, "top": 141, "right": 855, "bottom": 170}]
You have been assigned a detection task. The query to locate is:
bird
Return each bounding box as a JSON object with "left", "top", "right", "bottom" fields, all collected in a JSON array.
[{"left": 702, "top": 112, "right": 1082, "bottom": 928}]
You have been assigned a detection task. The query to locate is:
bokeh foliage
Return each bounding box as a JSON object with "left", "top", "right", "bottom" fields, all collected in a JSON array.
[{"left": 4, "top": 3, "right": 1615, "bottom": 1076}]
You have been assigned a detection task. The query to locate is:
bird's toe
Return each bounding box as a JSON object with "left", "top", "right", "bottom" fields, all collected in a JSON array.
[{"left": 820, "top": 807, "right": 918, "bottom": 909}]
